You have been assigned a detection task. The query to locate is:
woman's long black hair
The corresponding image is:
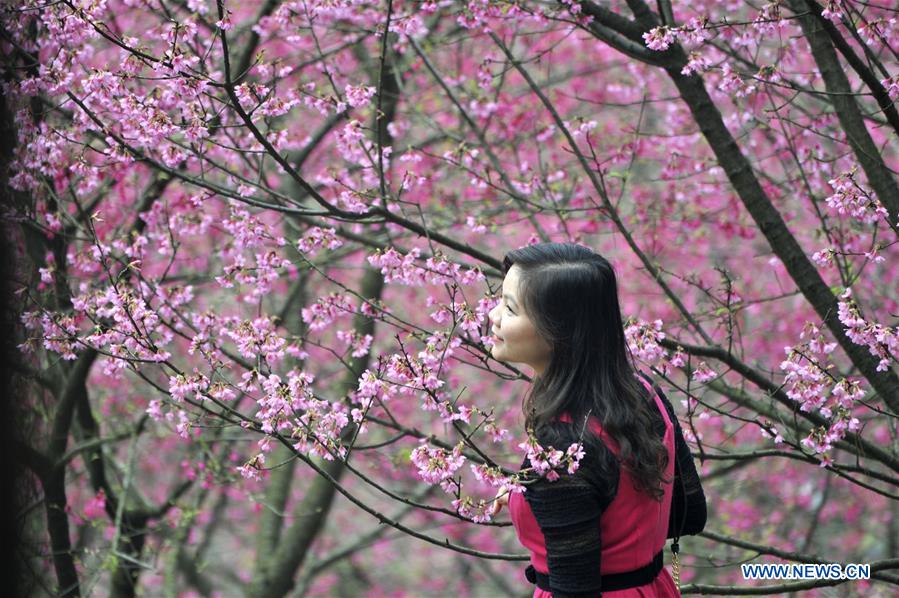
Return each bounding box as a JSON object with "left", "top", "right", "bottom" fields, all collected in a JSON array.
[{"left": 503, "top": 242, "right": 670, "bottom": 500}]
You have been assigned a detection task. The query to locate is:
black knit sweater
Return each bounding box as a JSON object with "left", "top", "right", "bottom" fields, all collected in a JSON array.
[{"left": 521, "top": 381, "right": 707, "bottom": 597}]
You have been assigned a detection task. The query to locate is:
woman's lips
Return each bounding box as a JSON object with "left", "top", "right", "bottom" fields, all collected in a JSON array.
[{"left": 491, "top": 333, "right": 503, "bottom": 342}]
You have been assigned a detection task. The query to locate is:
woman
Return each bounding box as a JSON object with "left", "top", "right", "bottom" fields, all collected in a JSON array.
[{"left": 487, "top": 242, "right": 707, "bottom": 597}]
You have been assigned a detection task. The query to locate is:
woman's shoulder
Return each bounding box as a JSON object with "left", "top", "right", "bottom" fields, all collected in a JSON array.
[
  {"left": 533, "top": 418, "right": 620, "bottom": 470},
  {"left": 526, "top": 419, "right": 620, "bottom": 506},
  {"left": 633, "top": 369, "right": 661, "bottom": 399},
  {"left": 543, "top": 414, "right": 602, "bottom": 442},
  {"left": 633, "top": 370, "right": 679, "bottom": 427}
]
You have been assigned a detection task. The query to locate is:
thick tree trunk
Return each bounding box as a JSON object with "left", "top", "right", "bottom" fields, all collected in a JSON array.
[
  {"left": 249, "top": 30, "right": 401, "bottom": 596},
  {"left": 788, "top": 0, "right": 899, "bottom": 236},
  {"left": 248, "top": 266, "right": 385, "bottom": 598},
  {"left": 252, "top": 276, "right": 307, "bottom": 584},
  {"left": 662, "top": 67, "right": 899, "bottom": 415},
  {"left": 43, "top": 468, "right": 81, "bottom": 597}
]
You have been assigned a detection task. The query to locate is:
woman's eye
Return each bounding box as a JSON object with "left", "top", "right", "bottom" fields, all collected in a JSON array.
[{"left": 506, "top": 305, "right": 515, "bottom": 314}]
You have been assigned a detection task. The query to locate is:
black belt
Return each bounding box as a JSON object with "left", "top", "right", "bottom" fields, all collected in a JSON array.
[{"left": 525, "top": 549, "right": 664, "bottom": 592}]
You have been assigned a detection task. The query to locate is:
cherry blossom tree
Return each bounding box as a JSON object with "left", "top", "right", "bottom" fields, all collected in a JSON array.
[{"left": 2, "top": 0, "right": 898, "bottom": 596}]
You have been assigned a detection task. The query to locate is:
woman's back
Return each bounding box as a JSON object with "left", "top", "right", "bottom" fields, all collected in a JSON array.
[
  {"left": 509, "top": 374, "right": 683, "bottom": 597},
  {"left": 597, "top": 375, "right": 675, "bottom": 576}
]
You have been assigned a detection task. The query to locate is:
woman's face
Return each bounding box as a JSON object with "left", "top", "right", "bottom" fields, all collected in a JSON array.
[{"left": 488, "top": 265, "right": 553, "bottom": 375}]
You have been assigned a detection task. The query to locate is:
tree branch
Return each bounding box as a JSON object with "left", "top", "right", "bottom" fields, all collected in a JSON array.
[
  {"left": 657, "top": 33, "right": 899, "bottom": 415},
  {"left": 659, "top": 337, "right": 899, "bottom": 474},
  {"left": 787, "top": 0, "right": 899, "bottom": 236},
  {"left": 250, "top": 266, "right": 385, "bottom": 598},
  {"left": 802, "top": 0, "right": 899, "bottom": 137}
]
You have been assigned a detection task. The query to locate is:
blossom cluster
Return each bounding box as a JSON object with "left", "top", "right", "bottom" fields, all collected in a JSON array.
[
  {"left": 451, "top": 495, "right": 498, "bottom": 524},
  {"left": 410, "top": 431, "right": 584, "bottom": 524},
  {"left": 752, "top": 2, "right": 789, "bottom": 35},
  {"left": 336, "top": 329, "right": 374, "bottom": 359},
  {"left": 643, "top": 26, "right": 677, "bottom": 51},
  {"left": 384, "top": 346, "right": 445, "bottom": 398},
  {"left": 353, "top": 368, "right": 398, "bottom": 413},
  {"left": 222, "top": 205, "right": 288, "bottom": 251},
  {"left": 265, "top": 371, "right": 349, "bottom": 458},
  {"left": 296, "top": 226, "right": 344, "bottom": 256},
  {"left": 778, "top": 321, "right": 864, "bottom": 465},
  {"left": 426, "top": 296, "right": 484, "bottom": 339},
  {"left": 825, "top": 170, "right": 889, "bottom": 224},
  {"left": 624, "top": 318, "right": 667, "bottom": 365},
  {"left": 138, "top": 193, "right": 216, "bottom": 256},
  {"left": 215, "top": 250, "right": 288, "bottom": 301},
  {"left": 301, "top": 293, "right": 357, "bottom": 332},
  {"left": 83, "top": 490, "right": 107, "bottom": 521},
  {"left": 411, "top": 442, "right": 467, "bottom": 485},
  {"left": 219, "top": 316, "right": 288, "bottom": 365},
  {"left": 351, "top": 331, "right": 489, "bottom": 428},
  {"left": 623, "top": 318, "right": 717, "bottom": 384},
  {"left": 837, "top": 289, "right": 897, "bottom": 373},
  {"left": 334, "top": 119, "right": 381, "bottom": 170},
  {"left": 345, "top": 84, "right": 376, "bottom": 109},
  {"left": 518, "top": 434, "right": 586, "bottom": 482},
  {"left": 367, "top": 247, "right": 485, "bottom": 287},
  {"left": 690, "top": 362, "right": 718, "bottom": 384},
  {"left": 718, "top": 63, "right": 757, "bottom": 97},
  {"left": 820, "top": 0, "right": 843, "bottom": 23},
  {"left": 455, "top": 0, "right": 526, "bottom": 31},
  {"left": 234, "top": 368, "right": 353, "bottom": 481},
  {"left": 856, "top": 15, "right": 898, "bottom": 47},
  {"left": 681, "top": 52, "right": 712, "bottom": 77},
  {"left": 22, "top": 278, "right": 177, "bottom": 369},
  {"left": 881, "top": 75, "right": 899, "bottom": 101},
  {"left": 642, "top": 17, "right": 710, "bottom": 52}
]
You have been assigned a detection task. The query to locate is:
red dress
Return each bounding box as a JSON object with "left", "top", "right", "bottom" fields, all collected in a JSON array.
[{"left": 509, "top": 376, "right": 680, "bottom": 597}]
